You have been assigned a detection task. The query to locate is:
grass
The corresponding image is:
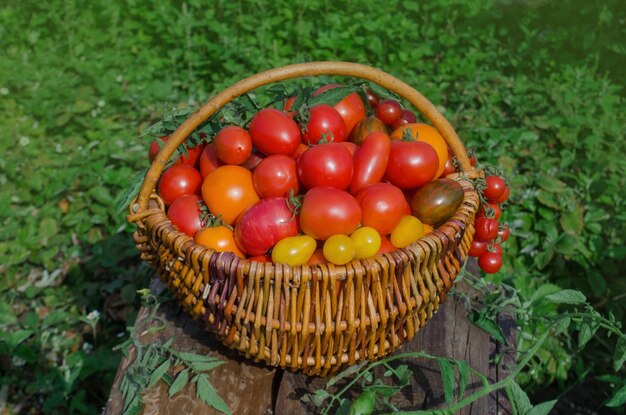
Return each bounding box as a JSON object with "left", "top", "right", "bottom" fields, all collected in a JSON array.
[{"left": 0, "top": 0, "right": 624, "bottom": 413}]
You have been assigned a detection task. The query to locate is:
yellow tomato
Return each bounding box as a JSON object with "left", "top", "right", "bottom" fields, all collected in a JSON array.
[
  {"left": 350, "top": 227, "right": 381, "bottom": 259},
  {"left": 390, "top": 215, "right": 424, "bottom": 248},
  {"left": 323, "top": 234, "right": 356, "bottom": 265},
  {"left": 271, "top": 235, "right": 316, "bottom": 266}
]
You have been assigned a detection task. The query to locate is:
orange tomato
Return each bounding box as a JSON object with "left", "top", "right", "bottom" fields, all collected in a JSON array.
[
  {"left": 390, "top": 123, "right": 448, "bottom": 178},
  {"left": 194, "top": 226, "right": 245, "bottom": 258},
  {"left": 307, "top": 248, "right": 327, "bottom": 265},
  {"left": 201, "top": 165, "right": 259, "bottom": 225}
]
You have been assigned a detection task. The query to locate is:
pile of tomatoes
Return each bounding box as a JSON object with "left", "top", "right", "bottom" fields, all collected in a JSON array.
[
  {"left": 467, "top": 175, "right": 511, "bottom": 274},
  {"left": 150, "top": 84, "right": 502, "bottom": 270}
]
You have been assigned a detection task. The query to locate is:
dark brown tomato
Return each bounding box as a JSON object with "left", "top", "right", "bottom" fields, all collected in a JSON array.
[
  {"left": 410, "top": 178, "right": 464, "bottom": 226},
  {"left": 350, "top": 116, "right": 387, "bottom": 146}
]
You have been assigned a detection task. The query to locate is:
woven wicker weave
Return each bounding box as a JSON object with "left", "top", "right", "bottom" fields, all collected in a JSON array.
[{"left": 128, "top": 62, "right": 480, "bottom": 376}]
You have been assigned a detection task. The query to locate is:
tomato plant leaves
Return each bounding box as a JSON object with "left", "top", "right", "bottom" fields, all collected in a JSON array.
[
  {"left": 196, "top": 374, "right": 232, "bottom": 415},
  {"left": 168, "top": 369, "right": 189, "bottom": 397},
  {"left": 545, "top": 289, "right": 586, "bottom": 305},
  {"left": 438, "top": 359, "right": 455, "bottom": 406},
  {"left": 614, "top": 336, "right": 626, "bottom": 372},
  {"left": 606, "top": 384, "right": 626, "bottom": 408}
]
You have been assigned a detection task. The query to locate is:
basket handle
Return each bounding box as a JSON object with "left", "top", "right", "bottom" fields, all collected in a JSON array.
[{"left": 135, "top": 61, "right": 473, "bottom": 213}]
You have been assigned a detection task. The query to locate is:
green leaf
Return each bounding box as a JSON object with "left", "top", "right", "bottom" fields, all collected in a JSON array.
[
  {"left": 536, "top": 190, "right": 561, "bottom": 210},
  {"left": 560, "top": 205, "right": 584, "bottom": 235},
  {"left": 554, "top": 317, "right": 571, "bottom": 334},
  {"left": 470, "top": 312, "right": 507, "bottom": 345},
  {"left": 39, "top": 217, "right": 58, "bottom": 242},
  {"left": 168, "top": 369, "right": 189, "bottom": 397},
  {"left": 508, "top": 381, "right": 532, "bottom": 415},
  {"left": 148, "top": 360, "right": 170, "bottom": 388},
  {"left": 457, "top": 360, "right": 469, "bottom": 400},
  {"left": 545, "top": 289, "right": 586, "bottom": 305},
  {"left": 614, "top": 336, "right": 626, "bottom": 371},
  {"left": 578, "top": 319, "right": 599, "bottom": 349},
  {"left": 191, "top": 361, "right": 225, "bottom": 372},
  {"left": 536, "top": 176, "right": 567, "bottom": 194},
  {"left": 528, "top": 399, "right": 557, "bottom": 415},
  {"left": 555, "top": 234, "right": 578, "bottom": 256},
  {"left": 90, "top": 186, "right": 114, "bottom": 205},
  {"left": 174, "top": 351, "right": 223, "bottom": 364},
  {"left": 327, "top": 361, "right": 369, "bottom": 387},
  {"left": 606, "top": 384, "right": 626, "bottom": 408},
  {"left": 196, "top": 374, "right": 232, "bottom": 415},
  {"left": 7, "top": 330, "right": 33, "bottom": 349},
  {"left": 438, "top": 359, "right": 455, "bottom": 406}
]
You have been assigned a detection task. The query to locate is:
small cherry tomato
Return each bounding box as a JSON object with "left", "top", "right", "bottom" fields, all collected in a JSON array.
[
  {"left": 441, "top": 152, "right": 456, "bottom": 176},
  {"left": 297, "top": 143, "right": 353, "bottom": 190},
  {"left": 494, "top": 186, "right": 510, "bottom": 203},
  {"left": 490, "top": 243, "right": 503, "bottom": 256},
  {"left": 468, "top": 239, "right": 487, "bottom": 257},
  {"left": 350, "top": 132, "right": 391, "bottom": 195},
  {"left": 498, "top": 224, "right": 510, "bottom": 243},
  {"left": 253, "top": 155, "right": 299, "bottom": 197},
  {"left": 474, "top": 217, "right": 499, "bottom": 242},
  {"left": 351, "top": 227, "right": 382, "bottom": 259},
  {"left": 478, "top": 251, "right": 502, "bottom": 274},
  {"left": 214, "top": 126, "right": 252, "bottom": 165},
  {"left": 149, "top": 136, "right": 204, "bottom": 167},
  {"left": 158, "top": 164, "right": 202, "bottom": 205},
  {"left": 303, "top": 104, "right": 347, "bottom": 144},
  {"left": 195, "top": 225, "right": 245, "bottom": 258},
  {"left": 271, "top": 235, "right": 316, "bottom": 266},
  {"left": 390, "top": 215, "right": 425, "bottom": 248},
  {"left": 483, "top": 176, "right": 507, "bottom": 202},
  {"left": 365, "top": 89, "right": 379, "bottom": 109},
  {"left": 376, "top": 99, "right": 402, "bottom": 125},
  {"left": 391, "top": 109, "right": 417, "bottom": 129},
  {"left": 323, "top": 234, "right": 356, "bottom": 265},
  {"left": 201, "top": 165, "right": 259, "bottom": 225},
  {"left": 477, "top": 202, "right": 502, "bottom": 221},
  {"left": 199, "top": 144, "right": 224, "bottom": 179},
  {"left": 167, "top": 194, "right": 205, "bottom": 237},
  {"left": 249, "top": 108, "right": 301, "bottom": 156}
]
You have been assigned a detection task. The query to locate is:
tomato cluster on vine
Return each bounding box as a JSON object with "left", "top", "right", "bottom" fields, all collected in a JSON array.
[
  {"left": 468, "top": 173, "right": 511, "bottom": 274},
  {"left": 150, "top": 84, "right": 486, "bottom": 268}
]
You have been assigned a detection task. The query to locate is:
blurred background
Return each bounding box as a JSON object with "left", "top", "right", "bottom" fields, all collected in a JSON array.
[{"left": 0, "top": 0, "right": 624, "bottom": 413}]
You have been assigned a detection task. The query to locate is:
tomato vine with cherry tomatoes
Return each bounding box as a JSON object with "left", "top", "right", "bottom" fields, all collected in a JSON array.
[{"left": 141, "top": 81, "right": 509, "bottom": 274}]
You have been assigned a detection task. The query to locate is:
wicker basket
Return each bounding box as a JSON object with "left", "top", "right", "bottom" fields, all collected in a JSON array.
[{"left": 127, "top": 62, "right": 480, "bottom": 376}]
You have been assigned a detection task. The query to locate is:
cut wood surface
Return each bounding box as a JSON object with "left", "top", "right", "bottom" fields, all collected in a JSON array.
[{"left": 105, "top": 265, "right": 515, "bottom": 415}]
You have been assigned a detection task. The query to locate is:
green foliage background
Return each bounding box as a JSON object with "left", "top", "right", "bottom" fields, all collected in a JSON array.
[{"left": 0, "top": 0, "right": 624, "bottom": 413}]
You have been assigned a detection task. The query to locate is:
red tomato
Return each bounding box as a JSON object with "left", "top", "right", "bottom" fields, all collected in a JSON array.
[
  {"left": 498, "top": 224, "right": 510, "bottom": 243},
  {"left": 300, "top": 187, "right": 361, "bottom": 240},
  {"left": 468, "top": 239, "right": 487, "bottom": 257},
  {"left": 253, "top": 155, "right": 299, "bottom": 197},
  {"left": 365, "top": 89, "right": 379, "bottom": 109},
  {"left": 442, "top": 151, "right": 456, "bottom": 176},
  {"left": 167, "top": 195, "right": 205, "bottom": 237},
  {"left": 474, "top": 217, "right": 499, "bottom": 242},
  {"left": 214, "top": 126, "right": 252, "bottom": 165},
  {"left": 483, "top": 176, "right": 507, "bottom": 201},
  {"left": 297, "top": 143, "right": 353, "bottom": 190},
  {"left": 149, "top": 136, "right": 204, "bottom": 167},
  {"left": 158, "top": 164, "right": 202, "bottom": 205},
  {"left": 377, "top": 236, "right": 395, "bottom": 254},
  {"left": 340, "top": 141, "right": 359, "bottom": 157},
  {"left": 303, "top": 104, "right": 347, "bottom": 144},
  {"left": 249, "top": 108, "right": 301, "bottom": 156},
  {"left": 478, "top": 252, "right": 502, "bottom": 274},
  {"left": 284, "top": 96, "right": 296, "bottom": 111},
  {"left": 476, "top": 202, "right": 502, "bottom": 221},
  {"left": 349, "top": 132, "right": 391, "bottom": 194},
  {"left": 494, "top": 186, "right": 510, "bottom": 203},
  {"left": 385, "top": 141, "right": 439, "bottom": 189},
  {"left": 199, "top": 144, "right": 224, "bottom": 179},
  {"left": 356, "top": 183, "right": 407, "bottom": 235},
  {"left": 307, "top": 248, "right": 327, "bottom": 265},
  {"left": 334, "top": 92, "right": 366, "bottom": 135},
  {"left": 241, "top": 152, "right": 264, "bottom": 171},
  {"left": 391, "top": 109, "right": 417, "bottom": 129},
  {"left": 490, "top": 243, "right": 503, "bottom": 256},
  {"left": 201, "top": 165, "right": 259, "bottom": 225},
  {"left": 234, "top": 197, "right": 300, "bottom": 255},
  {"left": 376, "top": 99, "right": 402, "bottom": 125},
  {"left": 390, "top": 123, "right": 448, "bottom": 179}
]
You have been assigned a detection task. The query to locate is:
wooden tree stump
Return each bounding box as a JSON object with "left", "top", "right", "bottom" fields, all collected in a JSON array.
[{"left": 105, "top": 266, "right": 515, "bottom": 415}]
